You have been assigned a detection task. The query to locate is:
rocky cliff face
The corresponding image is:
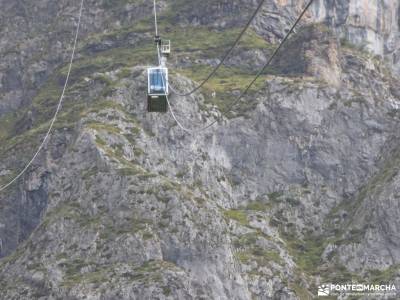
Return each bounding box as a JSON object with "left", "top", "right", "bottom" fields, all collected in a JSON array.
[
  {"left": 313, "top": 0, "right": 400, "bottom": 71},
  {"left": 1, "top": 0, "right": 400, "bottom": 299},
  {"left": 258, "top": 0, "right": 400, "bottom": 70}
]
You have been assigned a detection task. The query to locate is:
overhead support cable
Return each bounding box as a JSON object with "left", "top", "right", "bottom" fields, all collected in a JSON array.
[
  {"left": 153, "top": 0, "right": 159, "bottom": 37},
  {"left": 0, "top": 0, "right": 85, "bottom": 192},
  {"left": 166, "top": 0, "right": 315, "bottom": 134},
  {"left": 171, "top": 0, "right": 268, "bottom": 97}
]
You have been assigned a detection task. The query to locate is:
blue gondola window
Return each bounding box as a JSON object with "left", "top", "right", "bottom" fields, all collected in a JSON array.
[{"left": 148, "top": 68, "right": 168, "bottom": 95}]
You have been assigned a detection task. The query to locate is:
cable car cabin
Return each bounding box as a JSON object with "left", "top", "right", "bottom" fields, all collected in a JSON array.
[{"left": 147, "top": 67, "right": 169, "bottom": 112}]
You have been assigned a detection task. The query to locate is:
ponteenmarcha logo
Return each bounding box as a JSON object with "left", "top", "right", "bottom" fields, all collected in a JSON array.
[{"left": 317, "top": 283, "right": 397, "bottom": 297}]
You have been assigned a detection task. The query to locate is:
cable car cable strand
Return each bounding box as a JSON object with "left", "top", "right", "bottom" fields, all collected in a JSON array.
[
  {"left": 165, "top": 0, "right": 315, "bottom": 134},
  {"left": 0, "top": 0, "right": 85, "bottom": 192},
  {"left": 155, "top": 46, "right": 198, "bottom": 133},
  {"left": 153, "top": 0, "right": 159, "bottom": 37},
  {"left": 169, "top": 0, "right": 268, "bottom": 97}
]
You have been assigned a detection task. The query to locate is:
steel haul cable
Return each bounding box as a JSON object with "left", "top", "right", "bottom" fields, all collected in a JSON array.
[
  {"left": 163, "top": 0, "right": 315, "bottom": 134},
  {"left": 153, "top": 0, "right": 159, "bottom": 37},
  {"left": 0, "top": 0, "right": 85, "bottom": 192},
  {"left": 170, "top": 0, "right": 268, "bottom": 97},
  {"left": 155, "top": 46, "right": 195, "bottom": 134}
]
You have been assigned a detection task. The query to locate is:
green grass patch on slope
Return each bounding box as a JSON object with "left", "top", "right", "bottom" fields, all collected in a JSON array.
[{"left": 223, "top": 209, "right": 249, "bottom": 226}]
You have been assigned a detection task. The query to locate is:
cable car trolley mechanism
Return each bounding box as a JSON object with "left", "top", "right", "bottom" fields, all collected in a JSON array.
[{"left": 160, "top": 40, "right": 170, "bottom": 56}]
